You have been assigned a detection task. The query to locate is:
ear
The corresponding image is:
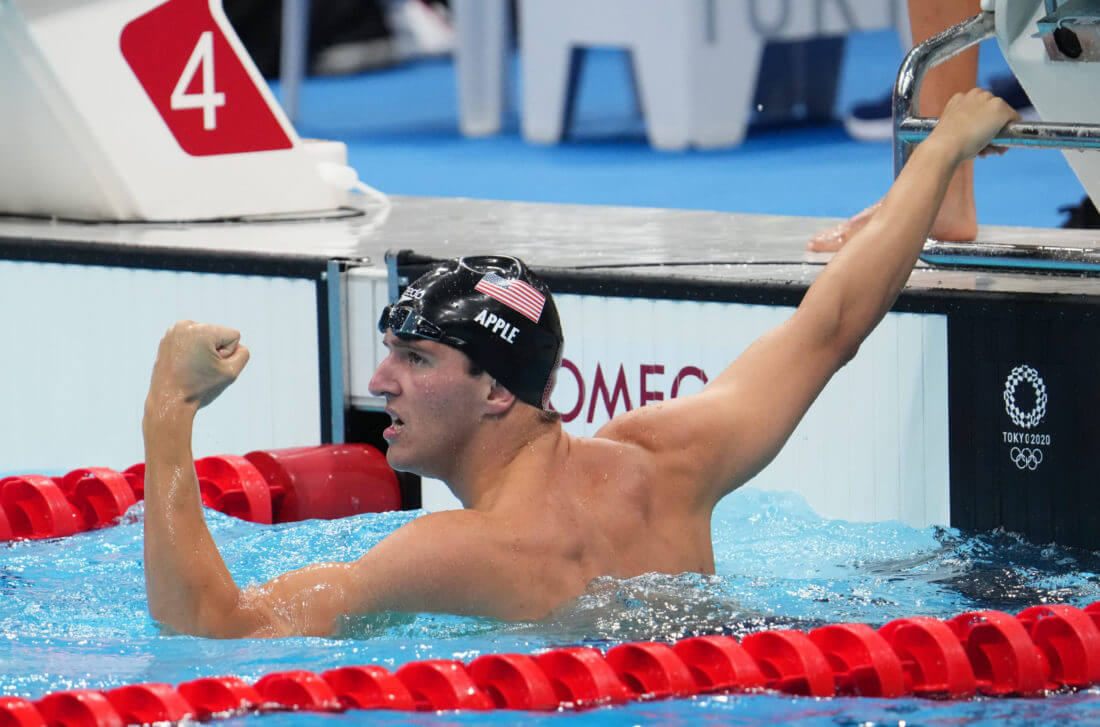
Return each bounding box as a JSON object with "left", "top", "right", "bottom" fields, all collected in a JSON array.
[{"left": 483, "top": 378, "right": 517, "bottom": 417}]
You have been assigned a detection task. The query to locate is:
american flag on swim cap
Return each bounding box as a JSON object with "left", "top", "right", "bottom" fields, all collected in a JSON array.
[{"left": 475, "top": 272, "right": 545, "bottom": 323}]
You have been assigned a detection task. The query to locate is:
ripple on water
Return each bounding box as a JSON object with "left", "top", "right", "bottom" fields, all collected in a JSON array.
[{"left": 2, "top": 487, "right": 1099, "bottom": 708}]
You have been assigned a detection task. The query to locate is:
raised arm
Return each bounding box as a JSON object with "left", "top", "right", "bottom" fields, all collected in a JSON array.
[
  {"left": 143, "top": 323, "right": 540, "bottom": 637},
  {"left": 142, "top": 321, "right": 262, "bottom": 636},
  {"left": 601, "top": 90, "right": 1019, "bottom": 508}
]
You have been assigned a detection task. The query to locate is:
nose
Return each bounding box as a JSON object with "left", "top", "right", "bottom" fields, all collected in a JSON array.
[{"left": 368, "top": 351, "right": 400, "bottom": 399}]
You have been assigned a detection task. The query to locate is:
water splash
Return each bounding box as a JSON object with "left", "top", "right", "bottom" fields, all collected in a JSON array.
[{"left": 2, "top": 487, "right": 1099, "bottom": 706}]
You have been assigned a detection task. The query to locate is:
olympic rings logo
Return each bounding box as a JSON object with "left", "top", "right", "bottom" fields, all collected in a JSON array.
[
  {"left": 1010, "top": 446, "right": 1043, "bottom": 471},
  {"left": 1003, "top": 365, "right": 1047, "bottom": 429}
]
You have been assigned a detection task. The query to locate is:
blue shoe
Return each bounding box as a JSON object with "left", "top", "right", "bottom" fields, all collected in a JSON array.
[
  {"left": 843, "top": 74, "right": 1035, "bottom": 142},
  {"left": 842, "top": 91, "right": 893, "bottom": 142},
  {"left": 1059, "top": 196, "right": 1100, "bottom": 229}
]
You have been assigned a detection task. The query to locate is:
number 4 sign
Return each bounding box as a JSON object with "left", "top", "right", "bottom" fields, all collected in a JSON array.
[
  {"left": 171, "top": 31, "right": 226, "bottom": 131},
  {"left": 121, "top": 0, "right": 292, "bottom": 156}
]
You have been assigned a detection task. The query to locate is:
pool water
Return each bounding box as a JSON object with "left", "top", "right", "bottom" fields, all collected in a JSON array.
[{"left": 3, "top": 488, "right": 1100, "bottom": 725}]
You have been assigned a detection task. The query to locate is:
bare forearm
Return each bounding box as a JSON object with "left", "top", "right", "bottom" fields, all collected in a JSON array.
[
  {"left": 142, "top": 399, "right": 248, "bottom": 636},
  {"left": 801, "top": 136, "right": 960, "bottom": 351}
]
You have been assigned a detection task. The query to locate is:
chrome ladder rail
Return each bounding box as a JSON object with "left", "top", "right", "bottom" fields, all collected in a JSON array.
[
  {"left": 892, "top": 10, "right": 1100, "bottom": 274},
  {"left": 893, "top": 11, "right": 1100, "bottom": 177}
]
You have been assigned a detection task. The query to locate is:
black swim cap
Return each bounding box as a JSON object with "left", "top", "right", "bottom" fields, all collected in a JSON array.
[{"left": 378, "top": 256, "right": 563, "bottom": 409}]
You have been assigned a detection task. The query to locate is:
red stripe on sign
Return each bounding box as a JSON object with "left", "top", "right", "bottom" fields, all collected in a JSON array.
[
  {"left": 475, "top": 273, "right": 544, "bottom": 323},
  {"left": 120, "top": 0, "right": 293, "bottom": 156}
]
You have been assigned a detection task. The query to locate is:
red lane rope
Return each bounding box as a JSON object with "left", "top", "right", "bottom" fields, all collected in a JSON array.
[
  {"left": 4, "top": 602, "right": 1100, "bottom": 723},
  {"left": 0, "top": 445, "right": 401, "bottom": 541}
]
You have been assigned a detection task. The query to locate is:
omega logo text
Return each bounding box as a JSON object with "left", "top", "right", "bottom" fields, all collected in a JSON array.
[{"left": 551, "top": 360, "right": 708, "bottom": 423}]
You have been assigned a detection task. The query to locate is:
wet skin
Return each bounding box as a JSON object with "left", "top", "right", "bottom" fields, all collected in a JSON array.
[
  {"left": 142, "top": 90, "right": 1019, "bottom": 638},
  {"left": 352, "top": 332, "right": 718, "bottom": 616}
]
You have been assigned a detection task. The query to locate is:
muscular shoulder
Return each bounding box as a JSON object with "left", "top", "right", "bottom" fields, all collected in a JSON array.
[
  {"left": 594, "top": 398, "right": 676, "bottom": 452},
  {"left": 592, "top": 393, "right": 736, "bottom": 511},
  {"left": 364, "top": 510, "right": 499, "bottom": 580},
  {"left": 396, "top": 509, "right": 492, "bottom": 540},
  {"left": 594, "top": 396, "right": 714, "bottom": 476},
  {"left": 347, "top": 510, "right": 544, "bottom": 619}
]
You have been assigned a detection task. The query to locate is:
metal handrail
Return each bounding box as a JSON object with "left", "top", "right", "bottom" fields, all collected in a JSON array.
[{"left": 892, "top": 11, "right": 1100, "bottom": 179}]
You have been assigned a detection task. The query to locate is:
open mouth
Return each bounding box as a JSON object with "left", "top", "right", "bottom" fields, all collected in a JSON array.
[{"left": 384, "top": 410, "right": 406, "bottom": 441}]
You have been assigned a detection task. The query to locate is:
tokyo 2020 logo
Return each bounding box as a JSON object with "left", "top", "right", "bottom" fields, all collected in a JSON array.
[{"left": 1003, "top": 365, "right": 1047, "bottom": 429}]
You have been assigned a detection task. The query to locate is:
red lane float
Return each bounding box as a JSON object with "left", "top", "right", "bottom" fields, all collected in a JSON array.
[
  {"left": 1086, "top": 602, "right": 1100, "bottom": 632},
  {"left": 7, "top": 600, "right": 1100, "bottom": 727},
  {"left": 0, "top": 476, "right": 82, "bottom": 540},
  {"left": 34, "top": 690, "right": 124, "bottom": 727},
  {"left": 176, "top": 677, "right": 261, "bottom": 718},
  {"left": 195, "top": 455, "right": 273, "bottom": 525},
  {"left": 673, "top": 635, "right": 766, "bottom": 692},
  {"left": 0, "top": 503, "right": 12, "bottom": 541},
  {"left": 121, "top": 464, "right": 145, "bottom": 501},
  {"left": 61, "top": 469, "right": 137, "bottom": 531},
  {"left": 740, "top": 629, "right": 835, "bottom": 697},
  {"left": 0, "top": 697, "right": 45, "bottom": 727},
  {"left": 0, "top": 444, "right": 402, "bottom": 542},
  {"left": 253, "top": 671, "right": 341, "bottom": 712},
  {"left": 466, "top": 654, "right": 559, "bottom": 710},
  {"left": 104, "top": 684, "right": 193, "bottom": 724},
  {"left": 604, "top": 642, "right": 696, "bottom": 699},
  {"left": 809, "top": 623, "right": 907, "bottom": 697},
  {"left": 244, "top": 444, "right": 401, "bottom": 523},
  {"left": 1018, "top": 604, "right": 1100, "bottom": 687},
  {"left": 878, "top": 616, "right": 977, "bottom": 698},
  {"left": 534, "top": 647, "right": 632, "bottom": 706},
  {"left": 394, "top": 660, "right": 493, "bottom": 711},
  {"left": 320, "top": 665, "right": 415, "bottom": 711},
  {"left": 947, "top": 610, "right": 1053, "bottom": 696}
]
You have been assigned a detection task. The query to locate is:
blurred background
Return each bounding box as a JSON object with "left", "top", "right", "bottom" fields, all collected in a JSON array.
[{"left": 227, "top": 0, "right": 1092, "bottom": 230}]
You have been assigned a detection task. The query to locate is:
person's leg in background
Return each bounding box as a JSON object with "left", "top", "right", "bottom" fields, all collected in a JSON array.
[
  {"left": 809, "top": 0, "right": 981, "bottom": 251},
  {"left": 908, "top": 0, "right": 981, "bottom": 242}
]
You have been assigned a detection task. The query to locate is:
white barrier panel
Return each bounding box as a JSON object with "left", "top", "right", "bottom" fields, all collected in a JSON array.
[
  {"left": 0, "top": 262, "right": 321, "bottom": 474},
  {"left": 0, "top": 0, "right": 360, "bottom": 220},
  {"left": 346, "top": 267, "right": 392, "bottom": 412}
]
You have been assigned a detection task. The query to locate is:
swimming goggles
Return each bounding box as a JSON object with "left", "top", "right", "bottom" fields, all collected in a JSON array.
[{"left": 378, "top": 304, "right": 466, "bottom": 348}]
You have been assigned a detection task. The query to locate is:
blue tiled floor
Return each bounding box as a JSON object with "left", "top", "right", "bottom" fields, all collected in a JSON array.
[{"left": 283, "top": 30, "right": 1084, "bottom": 229}]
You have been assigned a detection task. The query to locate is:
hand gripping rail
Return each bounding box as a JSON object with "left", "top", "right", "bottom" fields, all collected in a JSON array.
[
  {"left": 894, "top": 12, "right": 1100, "bottom": 174},
  {"left": 3, "top": 602, "right": 1100, "bottom": 723},
  {"left": 894, "top": 10, "right": 1100, "bottom": 272}
]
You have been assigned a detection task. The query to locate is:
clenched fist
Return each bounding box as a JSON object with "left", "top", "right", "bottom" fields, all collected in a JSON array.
[{"left": 146, "top": 321, "right": 251, "bottom": 414}]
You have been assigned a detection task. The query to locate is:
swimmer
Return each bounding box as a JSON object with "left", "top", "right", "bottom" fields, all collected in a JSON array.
[{"left": 143, "top": 89, "right": 1018, "bottom": 638}]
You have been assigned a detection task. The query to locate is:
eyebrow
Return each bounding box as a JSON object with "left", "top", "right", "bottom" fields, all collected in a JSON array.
[{"left": 383, "top": 334, "right": 431, "bottom": 353}]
